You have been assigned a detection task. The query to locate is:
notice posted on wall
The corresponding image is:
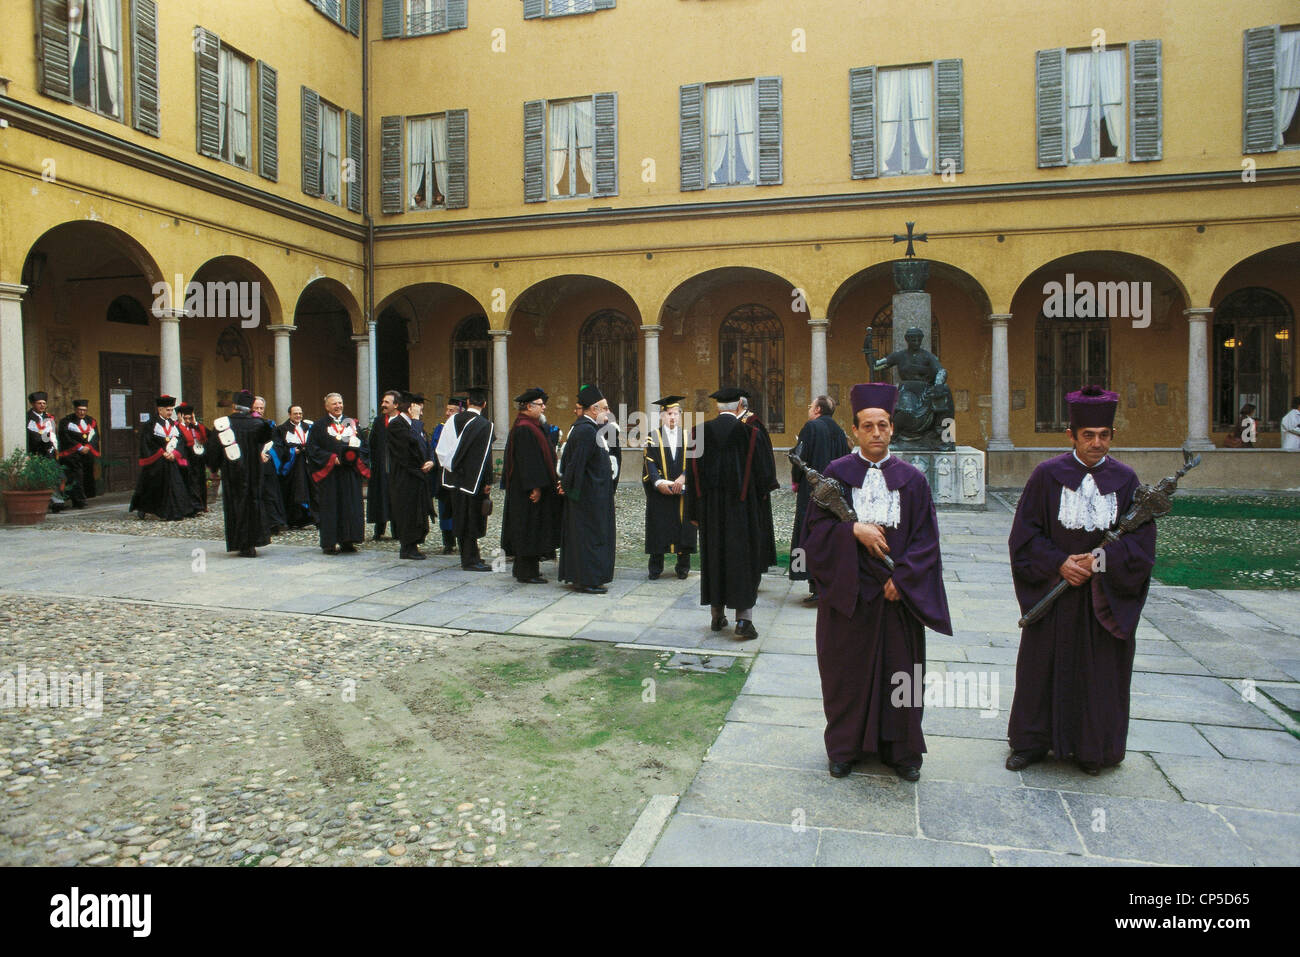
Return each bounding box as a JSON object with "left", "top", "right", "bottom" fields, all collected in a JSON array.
[{"left": 110, "top": 390, "right": 129, "bottom": 429}]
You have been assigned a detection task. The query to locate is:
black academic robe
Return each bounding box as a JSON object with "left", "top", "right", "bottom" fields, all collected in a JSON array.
[
  {"left": 500, "top": 414, "right": 562, "bottom": 561},
  {"left": 58, "top": 413, "right": 101, "bottom": 504},
  {"left": 176, "top": 421, "right": 209, "bottom": 511},
  {"left": 366, "top": 413, "right": 393, "bottom": 529},
  {"left": 257, "top": 418, "right": 288, "bottom": 534},
  {"left": 685, "top": 414, "right": 768, "bottom": 611},
  {"left": 790, "top": 415, "right": 850, "bottom": 581},
  {"left": 277, "top": 419, "right": 317, "bottom": 528},
  {"left": 803, "top": 453, "right": 953, "bottom": 767},
  {"left": 742, "top": 412, "right": 780, "bottom": 572},
  {"left": 306, "top": 415, "right": 369, "bottom": 549},
  {"left": 210, "top": 412, "right": 274, "bottom": 551},
  {"left": 642, "top": 426, "right": 696, "bottom": 556},
  {"left": 1007, "top": 453, "right": 1156, "bottom": 767},
  {"left": 386, "top": 414, "right": 432, "bottom": 548},
  {"left": 558, "top": 416, "right": 616, "bottom": 587},
  {"left": 128, "top": 415, "right": 196, "bottom": 521},
  {"left": 442, "top": 410, "right": 495, "bottom": 545}
]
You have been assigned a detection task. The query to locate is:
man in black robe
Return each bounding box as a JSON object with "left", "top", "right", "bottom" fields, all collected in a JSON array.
[
  {"left": 209, "top": 390, "right": 275, "bottom": 557},
  {"left": 277, "top": 405, "right": 317, "bottom": 528},
  {"left": 501, "top": 387, "right": 562, "bottom": 584},
  {"left": 367, "top": 390, "right": 401, "bottom": 541},
  {"left": 57, "top": 398, "right": 100, "bottom": 509},
  {"left": 558, "top": 385, "right": 616, "bottom": 593},
  {"left": 26, "top": 391, "right": 66, "bottom": 512},
  {"left": 128, "top": 395, "right": 196, "bottom": 521},
  {"left": 642, "top": 395, "right": 696, "bottom": 580},
  {"left": 175, "top": 403, "right": 210, "bottom": 512},
  {"left": 387, "top": 392, "right": 437, "bottom": 560},
  {"left": 251, "top": 396, "right": 287, "bottom": 535},
  {"left": 306, "top": 392, "right": 370, "bottom": 554},
  {"left": 439, "top": 387, "right": 494, "bottom": 571},
  {"left": 791, "top": 394, "right": 850, "bottom": 603},
  {"left": 803, "top": 383, "right": 952, "bottom": 782},
  {"left": 685, "top": 387, "right": 773, "bottom": 639},
  {"left": 1006, "top": 386, "right": 1156, "bottom": 775},
  {"left": 738, "top": 393, "right": 780, "bottom": 578},
  {"left": 430, "top": 397, "right": 464, "bottom": 553}
]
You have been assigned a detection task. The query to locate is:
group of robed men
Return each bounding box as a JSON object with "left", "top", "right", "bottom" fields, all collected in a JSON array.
[{"left": 25, "top": 391, "right": 101, "bottom": 511}]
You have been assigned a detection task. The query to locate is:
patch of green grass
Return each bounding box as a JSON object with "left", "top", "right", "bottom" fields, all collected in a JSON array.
[
  {"left": 1155, "top": 496, "right": 1300, "bottom": 589},
  {"left": 484, "top": 661, "right": 547, "bottom": 686},
  {"left": 436, "top": 676, "right": 486, "bottom": 713}
]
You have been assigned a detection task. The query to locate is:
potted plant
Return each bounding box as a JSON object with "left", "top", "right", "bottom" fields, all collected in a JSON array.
[{"left": 0, "top": 447, "right": 66, "bottom": 525}]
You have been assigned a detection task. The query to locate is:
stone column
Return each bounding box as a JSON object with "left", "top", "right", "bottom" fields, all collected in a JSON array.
[
  {"left": 159, "top": 308, "right": 183, "bottom": 402},
  {"left": 489, "top": 328, "right": 511, "bottom": 445},
  {"left": 808, "top": 318, "right": 829, "bottom": 400},
  {"left": 270, "top": 324, "right": 296, "bottom": 418},
  {"left": 987, "top": 313, "right": 1013, "bottom": 450},
  {"left": 641, "top": 323, "right": 661, "bottom": 413},
  {"left": 352, "top": 334, "right": 371, "bottom": 423},
  {"left": 1184, "top": 307, "right": 1215, "bottom": 450},
  {"left": 0, "top": 282, "right": 29, "bottom": 458}
]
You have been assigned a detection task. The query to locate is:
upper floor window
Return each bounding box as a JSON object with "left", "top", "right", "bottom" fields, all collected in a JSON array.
[
  {"left": 196, "top": 28, "right": 277, "bottom": 178},
  {"left": 302, "top": 88, "right": 361, "bottom": 210},
  {"left": 679, "top": 77, "right": 782, "bottom": 191},
  {"left": 879, "top": 65, "right": 933, "bottom": 174},
  {"left": 319, "top": 100, "right": 343, "bottom": 204},
  {"left": 307, "top": 0, "right": 361, "bottom": 35},
  {"left": 1066, "top": 47, "right": 1125, "bottom": 163},
  {"left": 549, "top": 98, "right": 594, "bottom": 198},
  {"left": 523, "top": 0, "right": 615, "bottom": 19},
  {"left": 407, "top": 114, "right": 449, "bottom": 209},
  {"left": 218, "top": 46, "right": 253, "bottom": 170},
  {"left": 850, "top": 61, "right": 963, "bottom": 179},
  {"left": 70, "top": 0, "right": 122, "bottom": 119},
  {"left": 381, "top": 0, "right": 466, "bottom": 37},
  {"left": 523, "top": 94, "right": 617, "bottom": 202},
  {"left": 1243, "top": 26, "right": 1300, "bottom": 153}
]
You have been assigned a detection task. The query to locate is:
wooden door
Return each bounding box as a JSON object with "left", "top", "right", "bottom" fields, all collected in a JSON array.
[{"left": 99, "top": 353, "right": 160, "bottom": 492}]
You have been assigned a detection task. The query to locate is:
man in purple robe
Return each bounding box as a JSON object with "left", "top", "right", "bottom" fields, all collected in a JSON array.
[
  {"left": 1005, "top": 385, "right": 1156, "bottom": 775},
  {"left": 803, "top": 382, "right": 952, "bottom": 782}
]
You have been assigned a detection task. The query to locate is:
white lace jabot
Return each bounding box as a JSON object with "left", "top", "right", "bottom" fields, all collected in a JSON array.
[
  {"left": 1057, "top": 472, "right": 1117, "bottom": 531},
  {"left": 851, "top": 462, "right": 901, "bottom": 528}
]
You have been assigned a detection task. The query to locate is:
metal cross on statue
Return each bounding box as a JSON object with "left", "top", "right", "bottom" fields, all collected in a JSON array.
[{"left": 892, "top": 221, "right": 928, "bottom": 258}]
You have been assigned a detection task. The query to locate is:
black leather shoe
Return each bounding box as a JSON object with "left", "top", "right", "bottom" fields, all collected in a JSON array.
[
  {"left": 400, "top": 550, "right": 427, "bottom": 560},
  {"left": 734, "top": 619, "right": 759, "bottom": 641},
  {"left": 1005, "top": 748, "right": 1049, "bottom": 771},
  {"left": 576, "top": 585, "right": 608, "bottom": 594},
  {"left": 517, "top": 576, "right": 547, "bottom": 584},
  {"left": 1077, "top": 759, "right": 1101, "bottom": 776},
  {"left": 441, "top": 545, "right": 456, "bottom": 555},
  {"left": 238, "top": 547, "right": 257, "bottom": 558},
  {"left": 464, "top": 562, "right": 492, "bottom": 572},
  {"left": 321, "top": 546, "right": 337, "bottom": 555},
  {"left": 340, "top": 543, "right": 358, "bottom": 553},
  {"left": 893, "top": 764, "right": 921, "bottom": 782},
  {"left": 675, "top": 568, "right": 689, "bottom": 580},
  {"left": 829, "top": 761, "right": 854, "bottom": 778},
  {"left": 710, "top": 615, "right": 728, "bottom": 632},
  {"left": 648, "top": 571, "right": 661, "bottom": 580}
]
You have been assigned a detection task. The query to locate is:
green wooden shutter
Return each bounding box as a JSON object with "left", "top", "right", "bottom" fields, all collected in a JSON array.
[
  {"left": 347, "top": 110, "right": 363, "bottom": 212},
  {"left": 1129, "top": 40, "right": 1161, "bottom": 162},
  {"left": 592, "top": 92, "right": 618, "bottom": 197},
  {"left": 933, "top": 58, "right": 963, "bottom": 174},
  {"left": 594, "top": 0, "right": 616, "bottom": 9},
  {"left": 130, "top": 0, "right": 161, "bottom": 137},
  {"left": 347, "top": 0, "right": 361, "bottom": 35},
  {"left": 195, "top": 28, "right": 222, "bottom": 159},
  {"left": 523, "top": 0, "right": 545, "bottom": 19},
  {"left": 258, "top": 62, "right": 278, "bottom": 180},
  {"left": 523, "top": 99, "right": 546, "bottom": 202},
  {"left": 679, "top": 83, "right": 705, "bottom": 190},
  {"left": 1243, "top": 26, "right": 1279, "bottom": 154},
  {"left": 1035, "top": 48, "right": 1067, "bottom": 167},
  {"left": 756, "top": 76, "right": 782, "bottom": 185},
  {"left": 36, "top": 0, "right": 72, "bottom": 103},
  {"left": 447, "top": 0, "right": 468, "bottom": 30},
  {"left": 301, "top": 86, "right": 321, "bottom": 195},
  {"left": 446, "top": 109, "right": 469, "bottom": 208},
  {"left": 382, "top": 0, "right": 402, "bottom": 38},
  {"left": 849, "top": 66, "right": 876, "bottom": 179},
  {"left": 380, "top": 114, "right": 403, "bottom": 213}
]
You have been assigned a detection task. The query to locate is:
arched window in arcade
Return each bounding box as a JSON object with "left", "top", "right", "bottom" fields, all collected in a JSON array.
[
  {"left": 867, "top": 304, "right": 941, "bottom": 383},
  {"left": 452, "top": 314, "right": 491, "bottom": 393},
  {"left": 719, "top": 305, "right": 785, "bottom": 433},
  {"left": 107, "top": 295, "right": 149, "bottom": 326},
  {"left": 1213, "top": 288, "right": 1294, "bottom": 431},
  {"left": 1035, "top": 311, "right": 1110, "bottom": 432},
  {"left": 578, "top": 310, "right": 638, "bottom": 414}
]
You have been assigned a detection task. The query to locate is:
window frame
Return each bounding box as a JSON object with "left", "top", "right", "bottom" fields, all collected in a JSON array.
[
  {"left": 319, "top": 99, "right": 344, "bottom": 204},
  {"left": 69, "top": 0, "right": 124, "bottom": 120},
  {"left": 876, "top": 63, "right": 934, "bottom": 177},
  {"left": 706, "top": 80, "right": 758, "bottom": 189},
  {"left": 1065, "top": 45, "right": 1126, "bottom": 166},
  {"left": 1279, "top": 26, "right": 1300, "bottom": 150},
  {"left": 547, "top": 97, "right": 596, "bottom": 200},
  {"left": 218, "top": 44, "right": 254, "bottom": 171},
  {"left": 406, "top": 112, "right": 450, "bottom": 210}
]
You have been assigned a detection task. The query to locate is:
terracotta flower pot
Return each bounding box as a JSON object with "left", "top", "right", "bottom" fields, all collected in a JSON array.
[{"left": 3, "top": 489, "right": 54, "bottom": 525}]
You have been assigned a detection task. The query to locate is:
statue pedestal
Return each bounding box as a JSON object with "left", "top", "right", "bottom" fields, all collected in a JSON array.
[{"left": 892, "top": 446, "right": 985, "bottom": 508}]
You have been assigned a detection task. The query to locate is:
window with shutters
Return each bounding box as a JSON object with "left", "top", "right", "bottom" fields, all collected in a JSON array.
[
  {"left": 549, "top": 98, "right": 595, "bottom": 198},
  {"left": 1035, "top": 313, "right": 1110, "bottom": 432},
  {"left": 382, "top": 0, "right": 465, "bottom": 37},
  {"left": 407, "top": 114, "right": 449, "bottom": 209},
  {"left": 218, "top": 46, "right": 254, "bottom": 171},
  {"left": 1213, "top": 288, "right": 1294, "bottom": 431},
  {"left": 524, "top": 94, "right": 615, "bottom": 202},
  {"left": 407, "top": 0, "right": 445, "bottom": 34},
  {"left": 1280, "top": 28, "right": 1300, "bottom": 148},
  {"left": 706, "top": 81, "right": 758, "bottom": 187},
  {"left": 1065, "top": 47, "right": 1125, "bottom": 164},
  {"left": 68, "top": 0, "right": 124, "bottom": 119},
  {"left": 320, "top": 100, "right": 343, "bottom": 204},
  {"left": 877, "top": 65, "right": 934, "bottom": 175},
  {"left": 526, "top": 0, "right": 614, "bottom": 18}
]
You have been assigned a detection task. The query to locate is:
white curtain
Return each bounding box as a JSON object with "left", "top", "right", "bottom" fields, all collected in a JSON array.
[
  {"left": 574, "top": 98, "right": 594, "bottom": 191},
  {"left": 907, "top": 66, "right": 931, "bottom": 169},
  {"left": 733, "top": 84, "right": 755, "bottom": 183},
  {"left": 68, "top": 6, "right": 85, "bottom": 101},
  {"left": 1279, "top": 30, "right": 1300, "bottom": 140},
  {"left": 93, "top": 0, "right": 120, "bottom": 115},
  {"left": 217, "top": 49, "right": 228, "bottom": 158},
  {"left": 1099, "top": 48, "right": 1125, "bottom": 157},
  {"left": 407, "top": 117, "right": 433, "bottom": 208},
  {"left": 431, "top": 113, "right": 448, "bottom": 203},
  {"left": 548, "top": 101, "right": 572, "bottom": 195},
  {"left": 229, "top": 55, "right": 250, "bottom": 166},
  {"left": 877, "top": 68, "right": 904, "bottom": 173},
  {"left": 322, "top": 105, "right": 340, "bottom": 200},
  {"left": 707, "top": 86, "right": 732, "bottom": 183},
  {"left": 1067, "top": 53, "right": 1093, "bottom": 157}
]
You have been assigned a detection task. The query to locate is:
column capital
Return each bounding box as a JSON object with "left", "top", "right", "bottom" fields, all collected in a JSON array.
[
  {"left": 640, "top": 323, "right": 662, "bottom": 335},
  {"left": 1183, "top": 306, "right": 1215, "bottom": 321},
  {"left": 807, "top": 317, "right": 829, "bottom": 329},
  {"left": 987, "top": 313, "right": 1012, "bottom": 326},
  {"left": 488, "top": 328, "right": 511, "bottom": 339},
  {"left": 351, "top": 333, "right": 369, "bottom": 344},
  {"left": 155, "top": 308, "right": 184, "bottom": 324},
  {"left": 269, "top": 323, "right": 298, "bottom": 336},
  {"left": 0, "top": 282, "right": 29, "bottom": 302}
]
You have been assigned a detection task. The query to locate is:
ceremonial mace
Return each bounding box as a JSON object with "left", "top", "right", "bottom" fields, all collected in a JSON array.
[
  {"left": 789, "top": 451, "right": 895, "bottom": 573},
  {"left": 1016, "top": 448, "right": 1202, "bottom": 629}
]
